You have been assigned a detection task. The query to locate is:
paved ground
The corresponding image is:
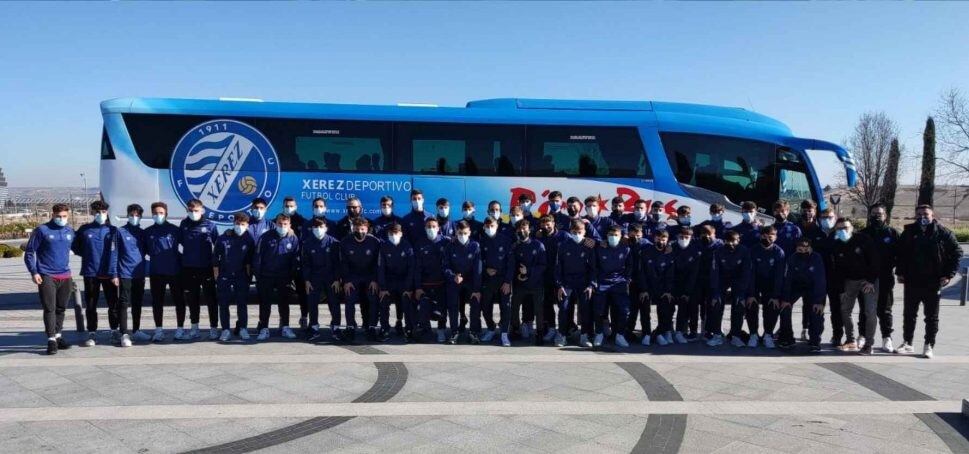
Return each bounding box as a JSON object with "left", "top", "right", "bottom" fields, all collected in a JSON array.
[{"left": 2, "top": 256, "right": 969, "bottom": 453}]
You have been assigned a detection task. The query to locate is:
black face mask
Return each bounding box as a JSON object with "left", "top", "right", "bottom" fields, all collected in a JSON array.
[
  {"left": 774, "top": 214, "right": 786, "bottom": 224},
  {"left": 354, "top": 232, "right": 366, "bottom": 240},
  {"left": 702, "top": 237, "right": 713, "bottom": 245},
  {"left": 517, "top": 231, "right": 529, "bottom": 241},
  {"left": 869, "top": 217, "right": 884, "bottom": 227},
  {"left": 726, "top": 243, "right": 738, "bottom": 250},
  {"left": 567, "top": 208, "right": 579, "bottom": 217},
  {"left": 761, "top": 238, "right": 772, "bottom": 247}
]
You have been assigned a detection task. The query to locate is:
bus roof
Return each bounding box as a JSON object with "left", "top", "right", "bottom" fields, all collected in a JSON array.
[{"left": 101, "top": 96, "right": 794, "bottom": 139}]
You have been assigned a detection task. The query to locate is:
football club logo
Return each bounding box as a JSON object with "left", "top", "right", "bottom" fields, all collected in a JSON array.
[{"left": 171, "top": 119, "right": 280, "bottom": 220}]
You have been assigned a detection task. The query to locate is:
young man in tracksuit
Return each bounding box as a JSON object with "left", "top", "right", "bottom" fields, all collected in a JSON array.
[
  {"left": 305, "top": 197, "right": 338, "bottom": 235},
  {"left": 771, "top": 200, "right": 802, "bottom": 256},
  {"left": 624, "top": 223, "right": 652, "bottom": 343},
  {"left": 547, "top": 191, "right": 572, "bottom": 232},
  {"left": 536, "top": 215, "right": 569, "bottom": 343},
  {"left": 213, "top": 213, "right": 254, "bottom": 342},
  {"left": 460, "top": 201, "right": 483, "bottom": 239},
  {"left": 247, "top": 197, "right": 274, "bottom": 240},
  {"left": 692, "top": 225, "right": 722, "bottom": 341},
  {"left": 783, "top": 237, "right": 827, "bottom": 352},
  {"left": 512, "top": 219, "right": 548, "bottom": 345},
  {"left": 895, "top": 204, "right": 962, "bottom": 358},
  {"left": 72, "top": 200, "right": 119, "bottom": 347},
  {"left": 443, "top": 221, "right": 482, "bottom": 344},
  {"left": 567, "top": 197, "right": 599, "bottom": 241},
  {"left": 638, "top": 229, "right": 675, "bottom": 346},
  {"left": 621, "top": 200, "right": 650, "bottom": 235},
  {"left": 477, "top": 216, "right": 515, "bottom": 346},
  {"left": 584, "top": 196, "right": 616, "bottom": 241},
  {"left": 403, "top": 189, "right": 434, "bottom": 245},
  {"left": 178, "top": 198, "right": 220, "bottom": 341},
  {"left": 371, "top": 196, "right": 402, "bottom": 240},
  {"left": 707, "top": 230, "right": 752, "bottom": 347},
  {"left": 858, "top": 203, "right": 899, "bottom": 353},
  {"left": 415, "top": 217, "right": 449, "bottom": 342},
  {"left": 593, "top": 225, "right": 632, "bottom": 348},
  {"left": 747, "top": 225, "right": 786, "bottom": 349},
  {"left": 144, "top": 202, "right": 181, "bottom": 342},
  {"left": 813, "top": 208, "right": 843, "bottom": 346},
  {"left": 555, "top": 219, "right": 598, "bottom": 348},
  {"left": 730, "top": 201, "right": 762, "bottom": 248},
  {"left": 377, "top": 223, "right": 415, "bottom": 341},
  {"left": 116, "top": 204, "right": 149, "bottom": 344},
  {"left": 434, "top": 198, "right": 456, "bottom": 239},
  {"left": 282, "top": 196, "right": 308, "bottom": 234},
  {"left": 830, "top": 217, "right": 880, "bottom": 354},
  {"left": 797, "top": 199, "right": 824, "bottom": 341},
  {"left": 340, "top": 217, "right": 382, "bottom": 342},
  {"left": 24, "top": 203, "right": 75, "bottom": 355},
  {"left": 671, "top": 227, "right": 701, "bottom": 345},
  {"left": 695, "top": 203, "right": 729, "bottom": 239},
  {"left": 608, "top": 196, "right": 626, "bottom": 225},
  {"left": 302, "top": 217, "right": 342, "bottom": 341},
  {"left": 253, "top": 213, "right": 300, "bottom": 341},
  {"left": 643, "top": 201, "right": 667, "bottom": 239}
]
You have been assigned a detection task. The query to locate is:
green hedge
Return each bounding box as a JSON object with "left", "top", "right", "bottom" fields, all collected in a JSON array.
[
  {"left": 2, "top": 248, "right": 23, "bottom": 258},
  {"left": 954, "top": 228, "right": 969, "bottom": 243}
]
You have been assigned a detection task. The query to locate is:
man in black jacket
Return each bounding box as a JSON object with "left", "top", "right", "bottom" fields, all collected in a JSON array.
[
  {"left": 895, "top": 204, "right": 962, "bottom": 359},
  {"left": 858, "top": 203, "right": 900, "bottom": 353},
  {"left": 830, "top": 218, "right": 879, "bottom": 354}
]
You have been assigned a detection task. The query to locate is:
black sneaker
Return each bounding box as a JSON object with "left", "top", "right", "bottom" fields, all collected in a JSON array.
[
  {"left": 366, "top": 328, "right": 378, "bottom": 342},
  {"left": 344, "top": 328, "right": 356, "bottom": 344},
  {"left": 378, "top": 328, "right": 391, "bottom": 342},
  {"left": 469, "top": 333, "right": 480, "bottom": 345},
  {"left": 447, "top": 332, "right": 459, "bottom": 345},
  {"left": 307, "top": 328, "right": 322, "bottom": 342},
  {"left": 56, "top": 337, "right": 71, "bottom": 350},
  {"left": 46, "top": 340, "right": 58, "bottom": 355},
  {"left": 810, "top": 344, "right": 822, "bottom": 354},
  {"left": 331, "top": 327, "right": 344, "bottom": 343},
  {"left": 394, "top": 320, "right": 404, "bottom": 337}
]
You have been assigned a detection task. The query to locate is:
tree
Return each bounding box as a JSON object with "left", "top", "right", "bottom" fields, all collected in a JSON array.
[
  {"left": 936, "top": 88, "right": 969, "bottom": 176},
  {"left": 883, "top": 138, "right": 902, "bottom": 218},
  {"left": 844, "top": 111, "right": 898, "bottom": 214},
  {"left": 918, "top": 117, "right": 936, "bottom": 206}
]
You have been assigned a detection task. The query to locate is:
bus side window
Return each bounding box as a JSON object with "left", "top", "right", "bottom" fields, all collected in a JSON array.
[
  {"left": 525, "top": 126, "right": 649, "bottom": 178},
  {"left": 396, "top": 123, "right": 523, "bottom": 176},
  {"left": 661, "top": 132, "right": 775, "bottom": 207}
]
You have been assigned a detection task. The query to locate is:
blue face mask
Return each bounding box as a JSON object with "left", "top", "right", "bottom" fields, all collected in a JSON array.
[
  {"left": 53, "top": 217, "right": 68, "bottom": 227},
  {"left": 233, "top": 225, "right": 246, "bottom": 236},
  {"left": 835, "top": 229, "right": 851, "bottom": 242},
  {"left": 918, "top": 216, "right": 931, "bottom": 226},
  {"left": 152, "top": 214, "right": 166, "bottom": 225},
  {"left": 249, "top": 208, "right": 265, "bottom": 220},
  {"left": 607, "top": 235, "right": 621, "bottom": 247},
  {"left": 127, "top": 216, "right": 140, "bottom": 226},
  {"left": 549, "top": 203, "right": 560, "bottom": 213},
  {"left": 94, "top": 213, "right": 107, "bottom": 225},
  {"left": 313, "top": 207, "right": 326, "bottom": 217},
  {"left": 275, "top": 226, "right": 289, "bottom": 236}
]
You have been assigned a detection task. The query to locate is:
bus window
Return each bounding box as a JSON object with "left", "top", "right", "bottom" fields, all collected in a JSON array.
[
  {"left": 525, "top": 126, "right": 650, "bottom": 178},
  {"left": 661, "top": 132, "right": 776, "bottom": 207},
  {"left": 100, "top": 127, "right": 115, "bottom": 160},
  {"left": 396, "top": 123, "right": 523, "bottom": 176},
  {"left": 778, "top": 168, "right": 813, "bottom": 205}
]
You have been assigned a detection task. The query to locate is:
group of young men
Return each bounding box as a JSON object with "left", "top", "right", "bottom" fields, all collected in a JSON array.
[{"left": 24, "top": 188, "right": 961, "bottom": 358}]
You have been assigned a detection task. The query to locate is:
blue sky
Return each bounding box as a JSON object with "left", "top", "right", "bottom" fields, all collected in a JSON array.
[{"left": 1, "top": 2, "right": 967, "bottom": 188}]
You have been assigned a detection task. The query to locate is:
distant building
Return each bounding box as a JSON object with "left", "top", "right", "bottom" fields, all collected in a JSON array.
[
  {"left": 0, "top": 167, "right": 8, "bottom": 207},
  {"left": 824, "top": 185, "right": 969, "bottom": 225}
]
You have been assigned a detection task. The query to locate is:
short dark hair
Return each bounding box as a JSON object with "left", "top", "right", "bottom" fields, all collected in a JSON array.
[
  {"left": 627, "top": 224, "right": 643, "bottom": 234},
  {"left": 90, "top": 200, "right": 108, "bottom": 211},
  {"left": 410, "top": 188, "right": 423, "bottom": 197},
  {"left": 606, "top": 225, "right": 622, "bottom": 235},
  {"left": 677, "top": 205, "right": 691, "bottom": 215},
  {"left": 233, "top": 213, "right": 250, "bottom": 224},
  {"left": 311, "top": 217, "right": 327, "bottom": 228},
  {"left": 916, "top": 204, "right": 933, "bottom": 212},
  {"left": 275, "top": 213, "right": 291, "bottom": 223},
  {"left": 127, "top": 204, "right": 143, "bottom": 216},
  {"left": 540, "top": 215, "right": 555, "bottom": 224},
  {"left": 760, "top": 225, "right": 777, "bottom": 235},
  {"left": 346, "top": 196, "right": 361, "bottom": 205},
  {"left": 634, "top": 199, "right": 648, "bottom": 208},
  {"left": 699, "top": 225, "right": 716, "bottom": 236},
  {"left": 548, "top": 191, "right": 563, "bottom": 200},
  {"left": 483, "top": 216, "right": 497, "bottom": 226},
  {"left": 186, "top": 199, "right": 203, "bottom": 209},
  {"left": 51, "top": 203, "right": 70, "bottom": 214},
  {"left": 351, "top": 217, "right": 369, "bottom": 228},
  {"left": 709, "top": 203, "right": 724, "bottom": 212},
  {"left": 251, "top": 197, "right": 268, "bottom": 207},
  {"left": 569, "top": 219, "right": 586, "bottom": 231},
  {"left": 651, "top": 200, "right": 664, "bottom": 209},
  {"left": 678, "top": 226, "right": 693, "bottom": 236},
  {"left": 380, "top": 196, "right": 394, "bottom": 205},
  {"left": 312, "top": 197, "right": 326, "bottom": 206},
  {"left": 796, "top": 237, "right": 812, "bottom": 247},
  {"left": 653, "top": 229, "right": 669, "bottom": 238},
  {"left": 455, "top": 220, "right": 471, "bottom": 231},
  {"left": 724, "top": 230, "right": 740, "bottom": 241},
  {"left": 835, "top": 217, "right": 852, "bottom": 226},
  {"left": 800, "top": 199, "right": 817, "bottom": 210},
  {"left": 150, "top": 202, "right": 168, "bottom": 213},
  {"left": 611, "top": 196, "right": 623, "bottom": 205},
  {"left": 584, "top": 196, "right": 599, "bottom": 205},
  {"left": 741, "top": 201, "right": 757, "bottom": 211},
  {"left": 773, "top": 200, "right": 790, "bottom": 210},
  {"left": 462, "top": 200, "right": 474, "bottom": 209},
  {"left": 515, "top": 219, "right": 531, "bottom": 230},
  {"left": 566, "top": 196, "right": 582, "bottom": 205},
  {"left": 436, "top": 198, "right": 449, "bottom": 206},
  {"left": 283, "top": 196, "right": 296, "bottom": 204},
  {"left": 424, "top": 217, "right": 439, "bottom": 227},
  {"left": 518, "top": 193, "right": 532, "bottom": 202},
  {"left": 820, "top": 207, "right": 835, "bottom": 216},
  {"left": 388, "top": 222, "right": 402, "bottom": 233}
]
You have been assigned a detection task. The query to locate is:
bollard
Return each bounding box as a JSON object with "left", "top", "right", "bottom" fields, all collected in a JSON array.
[{"left": 963, "top": 268, "right": 969, "bottom": 307}]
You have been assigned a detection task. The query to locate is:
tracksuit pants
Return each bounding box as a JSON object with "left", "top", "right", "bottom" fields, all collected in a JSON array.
[
  {"left": 216, "top": 275, "right": 249, "bottom": 331},
  {"left": 118, "top": 278, "right": 145, "bottom": 334},
  {"left": 38, "top": 276, "right": 71, "bottom": 338},
  {"left": 654, "top": 293, "right": 675, "bottom": 335},
  {"left": 307, "top": 279, "right": 340, "bottom": 328},
  {"left": 417, "top": 285, "right": 445, "bottom": 331},
  {"left": 380, "top": 289, "right": 415, "bottom": 331},
  {"left": 149, "top": 275, "right": 181, "bottom": 328},
  {"left": 560, "top": 286, "right": 593, "bottom": 336},
  {"left": 344, "top": 279, "right": 376, "bottom": 329},
  {"left": 512, "top": 285, "right": 545, "bottom": 337},
  {"left": 180, "top": 267, "right": 217, "bottom": 328},
  {"left": 593, "top": 286, "right": 629, "bottom": 336},
  {"left": 478, "top": 276, "right": 510, "bottom": 334},
  {"left": 83, "top": 276, "right": 118, "bottom": 332},
  {"left": 789, "top": 290, "right": 824, "bottom": 346},
  {"left": 256, "top": 275, "right": 291, "bottom": 330},
  {"left": 626, "top": 283, "right": 649, "bottom": 336},
  {"left": 902, "top": 282, "right": 941, "bottom": 347},
  {"left": 446, "top": 281, "right": 477, "bottom": 332}
]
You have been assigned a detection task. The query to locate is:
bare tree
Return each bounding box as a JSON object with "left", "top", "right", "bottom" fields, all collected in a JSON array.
[
  {"left": 844, "top": 111, "right": 898, "bottom": 214},
  {"left": 936, "top": 88, "right": 969, "bottom": 175}
]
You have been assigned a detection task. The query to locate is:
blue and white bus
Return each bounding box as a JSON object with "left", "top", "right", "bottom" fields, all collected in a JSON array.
[{"left": 99, "top": 97, "right": 856, "bottom": 224}]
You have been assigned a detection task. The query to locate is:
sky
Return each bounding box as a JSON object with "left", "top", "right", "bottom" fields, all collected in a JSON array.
[{"left": 1, "top": 2, "right": 967, "bottom": 189}]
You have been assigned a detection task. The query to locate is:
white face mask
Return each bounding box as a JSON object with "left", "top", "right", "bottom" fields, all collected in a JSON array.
[
  {"left": 312, "top": 227, "right": 326, "bottom": 239},
  {"left": 456, "top": 233, "right": 470, "bottom": 245},
  {"left": 634, "top": 209, "right": 647, "bottom": 220},
  {"left": 411, "top": 199, "right": 424, "bottom": 211},
  {"left": 94, "top": 213, "right": 107, "bottom": 225},
  {"left": 463, "top": 209, "right": 474, "bottom": 220},
  {"left": 388, "top": 233, "right": 402, "bottom": 245},
  {"left": 678, "top": 216, "right": 691, "bottom": 225},
  {"left": 153, "top": 214, "right": 166, "bottom": 225},
  {"left": 425, "top": 228, "right": 439, "bottom": 240},
  {"left": 53, "top": 217, "right": 68, "bottom": 227},
  {"left": 283, "top": 206, "right": 297, "bottom": 216},
  {"left": 275, "top": 225, "right": 289, "bottom": 236},
  {"left": 711, "top": 213, "right": 723, "bottom": 222},
  {"left": 381, "top": 206, "right": 393, "bottom": 217},
  {"left": 510, "top": 215, "right": 523, "bottom": 224},
  {"left": 437, "top": 207, "right": 450, "bottom": 218},
  {"left": 571, "top": 232, "right": 584, "bottom": 243},
  {"left": 607, "top": 235, "right": 621, "bottom": 247},
  {"left": 234, "top": 225, "right": 247, "bottom": 236},
  {"left": 820, "top": 218, "right": 835, "bottom": 230},
  {"left": 313, "top": 206, "right": 326, "bottom": 217},
  {"left": 483, "top": 226, "right": 497, "bottom": 238},
  {"left": 489, "top": 210, "right": 501, "bottom": 220},
  {"left": 677, "top": 238, "right": 691, "bottom": 248},
  {"left": 187, "top": 210, "right": 203, "bottom": 221},
  {"left": 585, "top": 206, "right": 598, "bottom": 217},
  {"left": 250, "top": 208, "right": 265, "bottom": 219},
  {"left": 521, "top": 201, "right": 532, "bottom": 212},
  {"left": 742, "top": 212, "right": 755, "bottom": 223},
  {"left": 127, "top": 216, "right": 140, "bottom": 226}
]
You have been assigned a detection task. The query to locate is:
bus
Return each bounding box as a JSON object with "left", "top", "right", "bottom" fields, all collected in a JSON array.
[{"left": 99, "top": 97, "right": 857, "bottom": 225}]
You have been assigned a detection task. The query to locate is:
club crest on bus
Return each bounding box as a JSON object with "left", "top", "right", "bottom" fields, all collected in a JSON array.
[{"left": 170, "top": 119, "right": 280, "bottom": 220}]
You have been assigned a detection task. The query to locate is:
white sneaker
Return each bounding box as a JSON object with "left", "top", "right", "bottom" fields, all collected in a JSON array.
[
  {"left": 120, "top": 334, "right": 132, "bottom": 348},
  {"left": 763, "top": 334, "right": 776, "bottom": 349},
  {"left": 615, "top": 334, "right": 629, "bottom": 348},
  {"left": 730, "top": 336, "right": 745, "bottom": 347},
  {"left": 706, "top": 334, "right": 723, "bottom": 347},
  {"left": 641, "top": 334, "right": 651, "bottom": 346},
  {"left": 481, "top": 329, "right": 495, "bottom": 342},
  {"left": 281, "top": 326, "right": 297, "bottom": 339},
  {"left": 895, "top": 342, "right": 914, "bottom": 354},
  {"left": 208, "top": 327, "right": 219, "bottom": 340},
  {"left": 923, "top": 345, "right": 934, "bottom": 359},
  {"left": 521, "top": 323, "right": 533, "bottom": 339},
  {"left": 436, "top": 329, "right": 446, "bottom": 343},
  {"left": 173, "top": 327, "right": 186, "bottom": 340},
  {"left": 501, "top": 333, "right": 511, "bottom": 347},
  {"left": 747, "top": 336, "right": 759, "bottom": 348},
  {"left": 239, "top": 328, "right": 250, "bottom": 340},
  {"left": 219, "top": 329, "right": 232, "bottom": 342},
  {"left": 152, "top": 328, "right": 165, "bottom": 343},
  {"left": 543, "top": 327, "right": 556, "bottom": 342},
  {"left": 882, "top": 337, "right": 895, "bottom": 353},
  {"left": 857, "top": 337, "right": 867, "bottom": 350},
  {"left": 188, "top": 325, "right": 200, "bottom": 339},
  {"left": 131, "top": 330, "right": 151, "bottom": 342},
  {"left": 84, "top": 332, "right": 96, "bottom": 347},
  {"left": 656, "top": 333, "right": 669, "bottom": 346},
  {"left": 800, "top": 329, "right": 808, "bottom": 341},
  {"left": 579, "top": 334, "right": 592, "bottom": 348},
  {"left": 256, "top": 328, "right": 270, "bottom": 341},
  {"left": 593, "top": 333, "right": 605, "bottom": 347},
  {"left": 554, "top": 333, "right": 566, "bottom": 347},
  {"left": 674, "top": 331, "right": 688, "bottom": 344}
]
